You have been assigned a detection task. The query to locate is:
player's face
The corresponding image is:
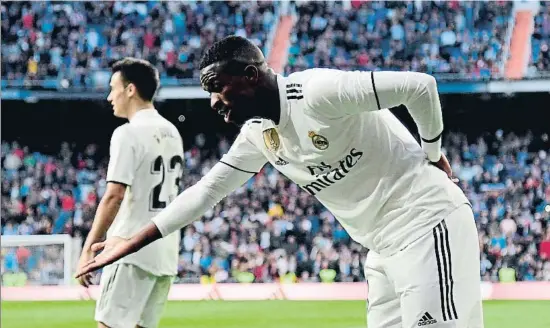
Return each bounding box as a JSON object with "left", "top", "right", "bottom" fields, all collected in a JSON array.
[
  {"left": 107, "top": 72, "right": 130, "bottom": 118},
  {"left": 200, "top": 63, "right": 259, "bottom": 126}
]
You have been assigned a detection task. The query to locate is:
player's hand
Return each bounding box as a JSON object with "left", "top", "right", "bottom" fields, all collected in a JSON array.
[
  {"left": 430, "top": 153, "right": 459, "bottom": 184},
  {"left": 75, "top": 237, "right": 132, "bottom": 279},
  {"left": 76, "top": 249, "right": 95, "bottom": 287}
]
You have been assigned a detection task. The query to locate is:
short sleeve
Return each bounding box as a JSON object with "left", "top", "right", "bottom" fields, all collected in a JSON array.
[
  {"left": 106, "top": 126, "right": 138, "bottom": 186},
  {"left": 219, "top": 124, "right": 267, "bottom": 174}
]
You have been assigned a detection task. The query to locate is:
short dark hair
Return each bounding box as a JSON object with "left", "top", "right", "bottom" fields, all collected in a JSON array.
[
  {"left": 111, "top": 58, "right": 160, "bottom": 101},
  {"left": 199, "top": 35, "right": 265, "bottom": 71}
]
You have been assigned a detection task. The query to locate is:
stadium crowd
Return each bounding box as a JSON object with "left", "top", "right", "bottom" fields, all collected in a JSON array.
[
  {"left": 1, "top": 1, "right": 275, "bottom": 87},
  {"left": 2, "top": 129, "right": 550, "bottom": 285},
  {"left": 1, "top": 0, "right": 518, "bottom": 89},
  {"left": 286, "top": 1, "right": 512, "bottom": 78},
  {"left": 530, "top": 1, "right": 550, "bottom": 76}
]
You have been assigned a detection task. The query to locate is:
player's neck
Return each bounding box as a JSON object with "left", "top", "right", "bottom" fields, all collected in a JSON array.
[
  {"left": 126, "top": 101, "right": 155, "bottom": 121},
  {"left": 257, "top": 72, "right": 281, "bottom": 125}
]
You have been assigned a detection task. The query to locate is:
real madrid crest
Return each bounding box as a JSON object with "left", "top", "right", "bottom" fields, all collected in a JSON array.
[
  {"left": 263, "top": 128, "right": 280, "bottom": 152},
  {"left": 308, "top": 131, "right": 329, "bottom": 150}
]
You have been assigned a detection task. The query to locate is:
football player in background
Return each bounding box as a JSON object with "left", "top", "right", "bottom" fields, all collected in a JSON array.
[{"left": 76, "top": 58, "right": 183, "bottom": 328}]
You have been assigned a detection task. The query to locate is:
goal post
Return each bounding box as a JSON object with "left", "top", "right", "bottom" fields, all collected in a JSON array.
[{"left": 2, "top": 234, "right": 74, "bottom": 286}]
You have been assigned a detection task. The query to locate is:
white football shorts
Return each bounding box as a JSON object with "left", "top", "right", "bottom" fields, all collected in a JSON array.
[
  {"left": 365, "top": 204, "right": 484, "bottom": 328},
  {"left": 95, "top": 263, "right": 173, "bottom": 328}
]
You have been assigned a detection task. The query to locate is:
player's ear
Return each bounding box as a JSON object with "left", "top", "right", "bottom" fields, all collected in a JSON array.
[
  {"left": 126, "top": 83, "right": 136, "bottom": 98},
  {"left": 243, "top": 65, "right": 259, "bottom": 84}
]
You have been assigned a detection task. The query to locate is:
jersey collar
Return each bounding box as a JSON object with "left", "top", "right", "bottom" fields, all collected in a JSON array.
[
  {"left": 130, "top": 108, "right": 157, "bottom": 122},
  {"left": 276, "top": 74, "right": 290, "bottom": 130}
]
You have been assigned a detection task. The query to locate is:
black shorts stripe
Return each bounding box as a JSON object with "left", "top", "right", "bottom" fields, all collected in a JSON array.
[
  {"left": 438, "top": 223, "right": 453, "bottom": 320},
  {"left": 432, "top": 226, "right": 447, "bottom": 321},
  {"left": 219, "top": 161, "right": 258, "bottom": 174},
  {"left": 421, "top": 132, "right": 443, "bottom": 143},
  {"left": 287, "top": 95, "right": 304, "bottom": 100},
  {"left": 370, "top": 71, "right": 381, "bottom": 110},
  {"left": 434, "top": 221, "right": 458, "bottom": 322},
  {"left": 442, "top": 220, "right": 459, "bottom": 319}
]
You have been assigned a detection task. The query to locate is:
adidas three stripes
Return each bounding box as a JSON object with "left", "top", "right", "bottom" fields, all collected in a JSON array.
[{"left": 365, "top": 204, "right": 484, "bottom": 328}]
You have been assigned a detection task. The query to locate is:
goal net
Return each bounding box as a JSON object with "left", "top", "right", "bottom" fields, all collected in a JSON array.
[{"left": 1, "top": 234, "right": 75, "bottom": 286}]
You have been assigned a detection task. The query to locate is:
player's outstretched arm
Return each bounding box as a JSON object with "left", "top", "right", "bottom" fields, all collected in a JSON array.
[
  {"left": 307, "top": 70, "right": 444, "bottom": 162},
  {"left": 75, "top": 162, "right": 255, "bottom": 277}
]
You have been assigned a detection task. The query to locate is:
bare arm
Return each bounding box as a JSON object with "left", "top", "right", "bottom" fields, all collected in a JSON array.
[
  {"left": 85, "top": 127, "right": 136, "bottom": 247},
  {"left": 82, "top": 182, "right": 126, "bottom": 251}
]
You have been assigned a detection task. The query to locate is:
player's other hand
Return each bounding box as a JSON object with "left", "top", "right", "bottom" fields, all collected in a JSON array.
[
  {"left": 430, "top": 153, "right": 459, "bottom": 184},
  {"left": 76, "top": 249, "right": 95, "bottom": 287},
  {"left": 75, "top": 237, "right": 132, "bottom": 279}
]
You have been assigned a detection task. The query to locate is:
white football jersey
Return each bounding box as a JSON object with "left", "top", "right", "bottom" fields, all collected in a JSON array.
[
  {"left": 106, "top": 109, "right": 183, "bottom": 276},
  {"left": 219, "top": 69, "right": 470, "bottom": 256}
]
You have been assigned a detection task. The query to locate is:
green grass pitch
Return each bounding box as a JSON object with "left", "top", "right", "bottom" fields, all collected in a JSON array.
[{"left": 2, "top": 300, "right": 550, "bottom": 328}]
